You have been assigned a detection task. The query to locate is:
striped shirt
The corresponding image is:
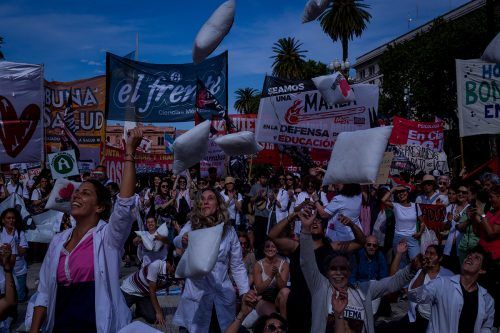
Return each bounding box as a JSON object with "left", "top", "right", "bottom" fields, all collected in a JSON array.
[{"left": 120, "top": 260, "right": 168, "bottom": 297}]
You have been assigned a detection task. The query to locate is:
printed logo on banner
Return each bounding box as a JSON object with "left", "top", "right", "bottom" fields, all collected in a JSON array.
[
  {"left": 106, "top": 52, "right": 228, "bottom": 122},
  {"left": 48, "top": 150, "right": 80, "bottom": 179}
]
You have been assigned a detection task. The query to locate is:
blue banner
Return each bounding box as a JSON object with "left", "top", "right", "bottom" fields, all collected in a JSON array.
[{"left": 105, "top": 51, "right": 227, "bottom": 122}]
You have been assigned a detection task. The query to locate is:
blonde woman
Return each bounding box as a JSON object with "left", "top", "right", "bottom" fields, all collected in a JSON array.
[{"left": 173, "top": 188, "right": 249, "bottom": 332}]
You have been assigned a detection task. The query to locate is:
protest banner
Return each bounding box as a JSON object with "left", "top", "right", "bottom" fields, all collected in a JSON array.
[
  {"left": 0, "top": 61, "right": 44, "bottom": 164},
  {"left": 389, "top": 116, "right": 444, "bottom": 151},
  {"left": 106, "top": 51, "right": 227, "bottom": 123},
  {"left": 101, "top": 144, "right": 173, "bottom": 183},
  {"left": 48, "top": 150, "right": 80, "bottom": 179},
  {"left": 45, "top": 76, "right": 106, "bottom": 163},
  {"left": 389, "top": 144, "right": 449, "bottom": 175},
  {"left": 456, "top": 59, "right": 500, "bottom": 137},
  {"left": 255, "top": 76, "right": 378, "bottom": 150}
]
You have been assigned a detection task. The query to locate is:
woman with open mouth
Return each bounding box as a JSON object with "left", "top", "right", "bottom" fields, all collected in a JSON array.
[{"left": 29, "top": 128, "right": 143, "bottom": 333}]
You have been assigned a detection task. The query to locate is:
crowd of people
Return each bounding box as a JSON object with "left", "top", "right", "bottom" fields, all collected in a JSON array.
[{"left": 0, "top": 132, "right": 498, "bottom": 332}]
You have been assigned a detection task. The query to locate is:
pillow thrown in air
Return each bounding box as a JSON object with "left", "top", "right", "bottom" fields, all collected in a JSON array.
[
  {"left": 481, "top": 32, "right": 500, "bottom": 63},
  {"left": 173, "top": 120, "right": 211, "bottom": 175},
  {"left": 322, "top": 126, "right": 393, "bottom": 185},
  {"left": 302, "top": 0, "right": 330, "bottom": 23},
  {"left": 45, "top": 178, "right": 81, "bottom": 214},
  {"left": 193, "top": 0, "right": 235, "bottom": 64},
  {"left": 312, "top": 72, "right": 355, "bottom": 105},
  {"left": 214, "top": 131, "right": 263, "bottom": 156}
]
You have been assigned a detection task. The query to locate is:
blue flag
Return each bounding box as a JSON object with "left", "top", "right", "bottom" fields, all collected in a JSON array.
[{"left": 105, "top": 51, "right": 228, "bottom": 122}]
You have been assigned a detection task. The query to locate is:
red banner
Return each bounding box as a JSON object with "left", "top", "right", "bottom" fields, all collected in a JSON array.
[
  {"left": 389, "top": 116, "right": 444, "bottom": 151},
  {"left": 101, "top": 144, "right": 173, "bottom": 183}
]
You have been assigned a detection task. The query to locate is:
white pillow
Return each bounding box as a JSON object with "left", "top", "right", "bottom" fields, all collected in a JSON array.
[
  {"left": 136, "top": 223, "right": 169, "bottom": 252},
  {"left": 214, "top": 131, "right": 263, "bottom": 156},
  {"left": 481, "top": 32, "right": 500, "bottom": 63},
  {"left": 312, "top": 72, "right": 355, "bottom": 105},
  {"left": 322, "top": 126, "right": 393, "bottom": 185},
  {"left": 302, "top": 0, "right": 330, "bottom": 23},
  {"left": 175, "top": 223, "right": 224, "bottom": 278},
  {"left": 118, "top": 321, "right": 162, "bottom": 333},
  {"left": 44, "top": 178, "right": 81, "bottom": 213},
  {"left": 173, "top": 120, "right": 211, "bottom": 175},
  {"left": 193, "top": 0, "right": 235, "bottom": 64}
]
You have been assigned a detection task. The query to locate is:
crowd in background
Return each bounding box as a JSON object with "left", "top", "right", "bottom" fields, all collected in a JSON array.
[{"left": 0, "top": 153, "right": 498, "bottom": 332}]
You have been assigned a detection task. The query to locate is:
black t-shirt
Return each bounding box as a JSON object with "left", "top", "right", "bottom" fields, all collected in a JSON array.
[{"left": 458, "top": 283, "right": 478, "bottom": 333}]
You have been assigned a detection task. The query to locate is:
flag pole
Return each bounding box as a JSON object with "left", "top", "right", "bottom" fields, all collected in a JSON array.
[{"left": 460, "top": 137, "right": 465, "bottom": 170}]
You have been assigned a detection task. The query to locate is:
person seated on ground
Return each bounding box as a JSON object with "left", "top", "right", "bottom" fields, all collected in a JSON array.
[
  {"left": 349, "top": 235, "right": 388, "bottom": 284},
  {"left": 300, "top": 208, "right": 420, "bottom": 333},
  {"left": 0, "top": 244, "right": 16, "bottom": 321},
  {"left": 408, "top": 246, "right": 495, "bottom": 333},
  {"left": 133, "top": 215, "right": 169, "bottom": 267},
  {"left": 225, "top": 290, "right": 288, "bottom": 333},
  {"left": 120, "top": 258, "right": 170, "bottom": 328},
  {"left": 268, "top": 210, "right": 365, "bottom": 333},
  {"left": 253, "top": 239, "right": 289, "bottom": 318}
]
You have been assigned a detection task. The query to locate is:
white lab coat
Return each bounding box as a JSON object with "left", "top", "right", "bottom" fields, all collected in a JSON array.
[
  {"left": 173, "top": 222, "right": 250, "bottom": 332},
  {"left": 34, "top": 196, "right": 135, "bottom": 333},
  {"left": 408, "top": 275, "right": 495, "bottom": 333}
]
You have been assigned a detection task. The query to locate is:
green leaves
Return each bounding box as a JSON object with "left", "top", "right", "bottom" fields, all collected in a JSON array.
[
  {"left": 234, "top": 88, "right": 260, "bottom": 114},
  {"left": 319, "top": 0, "right": 372, "bottom": 61},
  {"left": 271, "top": 37, "right": 307, "bottom": 80}
]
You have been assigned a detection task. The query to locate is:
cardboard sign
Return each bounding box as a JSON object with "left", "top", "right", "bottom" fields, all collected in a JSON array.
[
  {"left": 418, "top": 203, "right": 447, "bottom": 236},
  {"left": 375, "top": 152, "right": 394, "bottom": 184},
  {"left": 48, "top": 150, "right": 80, "bottom": 179}
]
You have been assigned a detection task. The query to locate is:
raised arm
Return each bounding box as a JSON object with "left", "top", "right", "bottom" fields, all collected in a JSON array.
[
  {"left": 105, "top": 128, "right": 142, "bottom": 249},
  {"left": 390, "top": 238, "right": 408, "bottom": 276},
  {"left": 268, "top": 213, "right": 299, "bottom": 256},
  {"left": 300, "top": 210, "right": 328, "bottom": 291}
]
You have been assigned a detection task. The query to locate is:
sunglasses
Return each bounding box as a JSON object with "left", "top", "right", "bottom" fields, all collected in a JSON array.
[
  {"left": 161, "top": 185, "right": 168, "bottom": 188},
  {"left": 366, "top": 243, "right": 378, "bottom": 248},
  {"left": 286, "top": 178, "right": 293, "bottom": 181},
  {"left": 265, "top": 323, "right": 287, "bottom": 332},
  {"left": 458, "top": 190, "right": 468, "bottom": 194},
  {"left": 438, "top": 182, "right": 447, "bottom": 185}
]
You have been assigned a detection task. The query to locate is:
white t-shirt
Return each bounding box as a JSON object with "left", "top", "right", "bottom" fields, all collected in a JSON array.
[
  {"left": 393, "top": 203, "right": 417, "bottom": 236},
  {"left": 121, "top": 259, "right": 169, "bottom": 297},
  {"left": 6, "top": 182, "right": 29, "bottom": 199},
  {"left": 328, "top": 288, "right": 367, "bottom": 333},
  {"left": 221, "top": 192, "right": 243, "bottom": 225},
  {"left": 30, "top": 188, "right": 42, "bottom": 201},
  {"left": 415, "top": 191, "right": 448, "bottom": 207},
  {"left": 0, "top": 229, "right": 29, "bottom": 276},
  {"left": 325, "top": 194, "right": 362, "bottom": 242}
]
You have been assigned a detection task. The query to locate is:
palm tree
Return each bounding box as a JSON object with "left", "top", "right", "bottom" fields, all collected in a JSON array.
[
  {"left": 271, "top": 37, "right": 307, "bottom": 80},
  {"left": 0, "top": 36, "right": 4, "bottom": 60},
  {"left": 234, "top": 88, "right": 260, "bottom": 114},
  {"left": 319, "top": 0, "right": 371, "bottom": 61}
]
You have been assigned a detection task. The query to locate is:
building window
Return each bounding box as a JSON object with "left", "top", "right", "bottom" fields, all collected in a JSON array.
[{"left": 368, "top": 66, "right": 375, "bottom": 76}]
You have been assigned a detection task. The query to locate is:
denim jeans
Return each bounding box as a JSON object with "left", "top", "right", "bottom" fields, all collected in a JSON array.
[
  {"left": 393, "top": 233, "right": 420, "bottom": 268},
  {"left": 14, "top": 273, "right": 27, "bottom": 302}
]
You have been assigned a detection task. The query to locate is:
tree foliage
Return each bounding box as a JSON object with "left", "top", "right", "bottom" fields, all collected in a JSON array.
[
  {"left": 302, "top": 59, "right": 330, "bottom": 79},
  {"left": 319, "top": 0, "right": 371, "bottom": 61},
  {"left": 0, "top": 36, "right": 4, "bottom": 60},
  {"left": 271, "top": 37, "right": 307, "bottom": 80},
  {"left": 378, "top": 8, "right": 497, "bottom": 124},
  {"left": 234, "top": 88, "right": 260, "bottom": 114}
]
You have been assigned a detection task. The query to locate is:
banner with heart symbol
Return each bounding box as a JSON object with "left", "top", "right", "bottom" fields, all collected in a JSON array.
[{"left": 0, "top": 61, "right": 44, "bottom": 163}]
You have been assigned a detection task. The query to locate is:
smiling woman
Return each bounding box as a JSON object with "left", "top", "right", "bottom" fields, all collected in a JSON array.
[
  {"left": 172, "top": 188, "right": 249, "bottom": 332},
  {"left": 29, "top": 128, "right": 143, "bottom": 333}
]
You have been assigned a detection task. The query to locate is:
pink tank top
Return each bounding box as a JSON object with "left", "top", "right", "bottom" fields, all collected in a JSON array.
[{"left": 57, "top": 229, "right": 95, "bottom": 286}]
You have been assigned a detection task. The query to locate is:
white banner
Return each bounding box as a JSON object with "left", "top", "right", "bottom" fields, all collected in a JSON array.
[
  {"left": 0, "top": 61, "right": 44, "bottom": 163},
  {"left": 456, "top": 59, "right": 500, "bottom": 137},
  {"left": 389, "top": 144, "right": 449, "bottom": 175},
  {"left": 256, "top": 78, "right": 378, "bottom": 150}
]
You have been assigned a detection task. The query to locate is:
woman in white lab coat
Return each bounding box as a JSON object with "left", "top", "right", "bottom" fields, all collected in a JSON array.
[{"left": 173, "top": 188, "right": 249, "bottom": 333}]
